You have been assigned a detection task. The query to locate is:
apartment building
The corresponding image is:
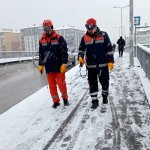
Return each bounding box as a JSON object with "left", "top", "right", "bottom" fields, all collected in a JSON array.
[
  {"left": 56, "top": 26, "right": 85, "bottom": 52},
  {"left": 21, "top": 25, "right": 85, "bottom": 52},
  {"left": 0, "top": 29, "right": 21, "bottom": 51},
  {"left": 21, "top": 26, "right": 43, "bottom": 52}
]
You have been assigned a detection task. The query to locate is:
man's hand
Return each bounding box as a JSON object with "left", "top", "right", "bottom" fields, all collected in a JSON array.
[
  {"left": 79, "top": 57, "right": 85, "bottom": 67},
  {"left": 38, "top": 65, "right": 44, "bottom": 74},
  {"left": 108, "top": 63, "right": 114, "bottom": 71},
  {"left": 60, "top": 64, "right": 67, "bottom": 73}
]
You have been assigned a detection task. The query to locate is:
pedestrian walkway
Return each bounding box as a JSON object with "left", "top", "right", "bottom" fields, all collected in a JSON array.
[
  {"left": 0, "top": 52, "right": 150, "bottom": 150},
  {"left": 107, "top": 52, "right": 150, "bottom": 149}
]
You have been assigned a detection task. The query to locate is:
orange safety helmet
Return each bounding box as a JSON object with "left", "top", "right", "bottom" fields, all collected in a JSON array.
[
  {"left": 86, "top": 18, "right": 96, "bottom": 26},
  {"left": 43, "top": 19, "right": 53, "bottom": 31},
  {"left": 85, "top": 18, "right": 97, "bottom": 30}
]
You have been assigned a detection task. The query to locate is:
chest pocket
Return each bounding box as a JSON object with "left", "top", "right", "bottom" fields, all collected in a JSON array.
[
  {"left": 51, "top": 37, "right": 59, "bottom": 45},
  {"left": 95, "top": 36, "right": 104, "bottom": 44},
  {"left": 41, "top": 38, "right": 48, "bottom": 46},
  {"left": 84, "top": 35, "right": 93, "bottom": 45}
]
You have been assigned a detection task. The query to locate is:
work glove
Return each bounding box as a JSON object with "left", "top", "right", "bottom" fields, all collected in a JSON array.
[
  {"left": 79, "top": 57, "right": 85, "bottom": 67},
  {"left": 60, "top": 64, "right": 67, "bottom": 73},
  {"left": 38, "top": 65, "right": 44, "bottom": 74},
  {"left": 108, "top": 63, "right": 114, "bottom": 71}
]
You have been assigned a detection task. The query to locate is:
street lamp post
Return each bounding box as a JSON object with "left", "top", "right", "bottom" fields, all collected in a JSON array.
[
  {"left": 113, "top": 5, "right": 129, "bottom": 37},
  {"left": 129, "top": 0, "right": 134, "bottom": 67}
]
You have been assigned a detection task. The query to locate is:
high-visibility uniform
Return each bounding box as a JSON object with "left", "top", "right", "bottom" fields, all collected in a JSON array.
[
  {"left": 39, "top": 30, "right": 68, "bottom": 103},
  {"left": 78, "top": 27, "right": 114, "bottom": 101}
]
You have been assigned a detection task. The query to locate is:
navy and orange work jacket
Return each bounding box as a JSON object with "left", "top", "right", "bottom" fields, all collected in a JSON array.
[
  {"left": 78, "top": 28, "right": 114, "bottom": 69},
  {"left": 39, "top": 30, "right": 68, "bottom": 73}
]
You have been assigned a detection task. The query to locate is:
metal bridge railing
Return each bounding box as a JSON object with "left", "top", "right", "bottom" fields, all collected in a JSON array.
[
  {"left": 0, "top": 51, "right": 76, "bottom": 68},
  {"left": 0, "top": 51, "right": 38, "bottom": 58},
  {"left": 137, "top": 44, "right": 150, "bottom": 80}
]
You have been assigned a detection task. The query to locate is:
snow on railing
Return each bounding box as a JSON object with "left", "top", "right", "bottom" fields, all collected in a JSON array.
[
  {"left": 137, "top": 44, "right": 150, "bottom": 54},
  {"left": 137, "top": 44, "right": 150, "bottom": 81},
  {"left": 0, "top": 51, "right": 38, "bottom": 59}
]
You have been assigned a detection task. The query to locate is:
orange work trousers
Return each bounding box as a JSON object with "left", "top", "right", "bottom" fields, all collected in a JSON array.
[{"left": 47, "top": 72, "right": 68, "bottom": 103}]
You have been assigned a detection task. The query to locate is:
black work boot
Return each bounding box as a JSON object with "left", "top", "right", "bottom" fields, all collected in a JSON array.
[
  {"left": 63, "top": 99, "right": 69, "bottom": 106},
  {"left": 103, "top": 95, "right": 108, "bottom": 104},
  {"left": 91, "top": 100, "right": 99, "bottom": 109},
  {"left": 52, "top": 102, "right": 60, "bottom": 108}
]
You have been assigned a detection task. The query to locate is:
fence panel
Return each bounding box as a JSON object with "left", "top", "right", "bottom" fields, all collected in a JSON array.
[{"left": 137, "top": 44, "right": 150, "bottom": 80}]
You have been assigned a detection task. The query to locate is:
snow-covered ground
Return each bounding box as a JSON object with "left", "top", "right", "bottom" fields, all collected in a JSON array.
[{"left": 0, "top": 52, "right": 150, "bottom": 150}]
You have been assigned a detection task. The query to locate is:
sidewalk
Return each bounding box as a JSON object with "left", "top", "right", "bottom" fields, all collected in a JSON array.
[
  {"left": 0, "top": 52, "right": 150, "bottom": 149},
  {"left": 108, "top": 52, "right": 150, "bottom": 149}
]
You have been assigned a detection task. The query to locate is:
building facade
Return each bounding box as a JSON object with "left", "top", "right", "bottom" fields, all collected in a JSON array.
[
  {"left": 0, "top": 29, "right": 21, "bottom": 51},
  {"left": 56, "top": 26, "right": 85, "bottom": 52},
  {"left": 21, "top": 26, "right": 85, "bottom": 52},
  {"left": 21, "top": 26, "right": 43, "bottom": 52}
]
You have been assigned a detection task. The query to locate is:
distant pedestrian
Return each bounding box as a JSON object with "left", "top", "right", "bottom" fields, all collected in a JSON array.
[
  {"left": 38, "top": 19, "right": 69, "bottom": 108},
  {"left": 117, "top": 36, "right": 125, "bottom": 57},
  {"left": 78, "top": 18, "right": 114, "bottom": 109}
]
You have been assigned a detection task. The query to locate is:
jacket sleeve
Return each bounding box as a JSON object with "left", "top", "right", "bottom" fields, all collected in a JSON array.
[
  {"left": 78, "top": 36, "right": 86, "bottom": 58},
  {"left": 59, "top": 36, "right": 68, "bottom": 64},
  {"left": 38, "top": 41, "right": 44, "bottom": 66},
  {"left": 104, "top": 32, "right": 114, "bottom": 63}
]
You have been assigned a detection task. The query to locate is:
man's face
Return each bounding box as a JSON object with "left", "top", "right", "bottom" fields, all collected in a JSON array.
[
  {"left": 43, "top": 26, "right": 53, "bottom": 36},
  {"left": 87, "top": 27, "right": 97, "bottom": 34},
  {"left": 85, "top": 24, "right": 97, "bottom": 34},
  {"left": 45, "top": 30, "right": 53, "bottom": 36}
]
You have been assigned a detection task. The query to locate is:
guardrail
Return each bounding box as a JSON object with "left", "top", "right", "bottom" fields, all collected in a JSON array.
[
  {"left": 137, "top": 44, "right": 150, "bottom": 80},
  {"left": 0, "top": 51, "right": 38, "bottom": 58},
  {"left": 0, "top": 51, "right": 77, "bottom": 67}
]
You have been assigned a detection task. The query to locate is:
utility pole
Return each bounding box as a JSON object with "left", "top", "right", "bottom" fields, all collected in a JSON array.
[{"left": 129, "top": 0, "right": 134, "bottom": 66}]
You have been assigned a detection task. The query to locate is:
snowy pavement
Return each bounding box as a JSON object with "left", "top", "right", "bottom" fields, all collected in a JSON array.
[{"left": 0, "top": 53, "right": 150, "bottom": 150}]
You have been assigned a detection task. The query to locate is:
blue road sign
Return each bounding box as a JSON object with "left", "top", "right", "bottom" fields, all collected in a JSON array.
[{"left": 134, "top": 16, "right": 141, "bottom": 26}]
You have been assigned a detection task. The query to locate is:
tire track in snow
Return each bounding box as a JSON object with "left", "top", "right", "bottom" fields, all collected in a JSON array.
[
  {"left": 109, "top": 57, "right": 121, "bottom": 150},
  {"left": 43, "top": 89, "right": 89, "bottom": 150},
  {"left": 109, "top": 95, "right": 121, "bottom": 150},
  {"left": 66, "top": 99, "right": 92, "bottom": 150}
]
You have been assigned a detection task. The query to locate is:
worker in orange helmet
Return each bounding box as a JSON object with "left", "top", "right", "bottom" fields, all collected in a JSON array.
[
  {"left": 78, "top": 18, "right": 114, "bottom": 109},
  {"left": 38, "top": 19, "right": 69, "bottom": 108}
]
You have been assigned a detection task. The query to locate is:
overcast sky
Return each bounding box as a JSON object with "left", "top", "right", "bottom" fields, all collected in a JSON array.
[{"left": 0, "top": 0, "right": 149, "bottom": 42}]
